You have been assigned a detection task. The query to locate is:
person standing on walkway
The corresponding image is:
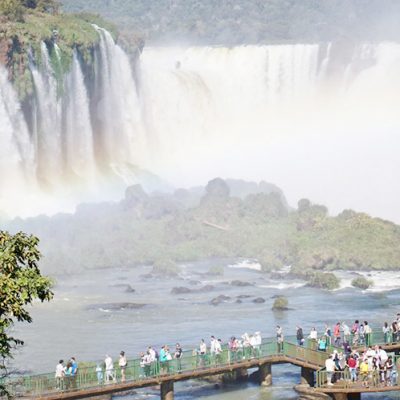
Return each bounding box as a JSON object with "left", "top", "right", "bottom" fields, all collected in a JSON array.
[
  {"left": 296, "top": 326, "right": 304, "bottom": 346},
  {"left": 174, "top": 343, "right": 183, "bottom": 372},
  {"left": 70, "top": 357, "right": 78, "bottom": 389},
  {"left": 325, "top": 355, "right": 336, "bottom": 386},
  {"left": 95, "top": 363, "right": 103, "bottom": 384},
  {"left": 364, "top": 321, "right": 372, "bottom": 346},
  {"left": 105, "top": 355, "right": 114, "bottom": 383},
  {"left": 55, "top": 360, "right": 65, "bottom": 390},
  {"left": 119, "top": 351, "right": 127, "bottom": 382},
  {"left": 308, "top": 327, "right": 318, "bottom": 350},
  {"left": 383, "top": 322, "right": 390, "bottom": 343},
  {"left": 342, "top": 322, "right": 351, "bottom": 343},
  {"left": 199, "top": 339, "right": 207, "bottom": 367},
  {"left": 276, "top": 325, "right": 284, "bottom": 353},
  {"left": 347, "top": 355, "right": 357, "bottom": 382},
  {"left": 334, "top": 322, "right": 341, "bottom": 346}
]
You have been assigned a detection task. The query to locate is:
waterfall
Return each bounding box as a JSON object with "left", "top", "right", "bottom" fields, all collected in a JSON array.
[
  {"left": 92, "top": 25, "right": 144, "bottom": 170},
  {"left": 30, "top": 42, "right": 63, "bottom": 186},
  {"left": 64, "top": 51, "right": 95, "bottom": 181},
  {"left": 0, "top": 65, "right": 35, "bottom": 214},
  {"left": 1, "top": 38, "right": 400, "bottom": 220}
]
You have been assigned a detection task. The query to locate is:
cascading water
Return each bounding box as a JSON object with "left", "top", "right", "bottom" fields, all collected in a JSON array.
[
  {"left": 64, "top": 51, "right": 95, "bottom": 181},
  {"left": 138, "top": 43, "right": 400, "bottom": 222},
  {"left": 0, "top": 65, "right": 35, "bottom": 216},
  {"left": 92, "top": 25, "right": 144, "bottom": 173},
  {"left": 0, "top": 37, "right": 400, "bottom": 221}
]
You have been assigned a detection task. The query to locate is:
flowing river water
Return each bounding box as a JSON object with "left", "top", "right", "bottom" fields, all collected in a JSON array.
[{"left": 9, "top": 261, "right": 400, "bottom": 399}]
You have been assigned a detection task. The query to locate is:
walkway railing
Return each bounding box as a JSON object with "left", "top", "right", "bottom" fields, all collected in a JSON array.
[{"left": 2, "top": 325, "right": 399, "bottom": 398}]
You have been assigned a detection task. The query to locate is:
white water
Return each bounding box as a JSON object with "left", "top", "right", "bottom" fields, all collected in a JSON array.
[
  {"left": 93, "top": 25, "right": 145, "bottom": 169},
  {"left": 0, "top": 66, "right": 35, "bottom": 216},
  {"left": 139, "top": 43, "right": 400, "bottom": 222},
  {"left": 64, "top": 51, "right": 95, "bottom": 181},
  {"left": 1, "top": 40, "right": 400, "bottom": 220}
]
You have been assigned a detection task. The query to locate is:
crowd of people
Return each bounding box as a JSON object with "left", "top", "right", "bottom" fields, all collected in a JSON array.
[
  {"left": 325, "top": 346, "right": 397, "bottom": 387},
  {"left": 54, "top": 316, "right": 400, "bottom": 389}
]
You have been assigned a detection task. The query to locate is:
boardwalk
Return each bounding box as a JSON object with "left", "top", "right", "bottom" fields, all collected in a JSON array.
[{"left": 3, "top": 329, "right": 400, "bottom": 400}]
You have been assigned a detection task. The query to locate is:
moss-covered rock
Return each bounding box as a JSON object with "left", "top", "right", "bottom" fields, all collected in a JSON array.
[
  {"left": 351, "top": 276, "right": 373, "bottom": 290},
  {"left": 272, "top": 296, "right": 289, "bottom": 310},
  {"left": 307, "top": 271, "right": 340, "bottom": 290}
]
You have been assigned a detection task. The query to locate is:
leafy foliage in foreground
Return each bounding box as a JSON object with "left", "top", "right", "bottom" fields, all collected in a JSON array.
[
  {"left": 8, "top": 178, "right": 400, "bottom": 278},
  {"left": 0, "top": 231, "right": 53, "bottom": 396}
]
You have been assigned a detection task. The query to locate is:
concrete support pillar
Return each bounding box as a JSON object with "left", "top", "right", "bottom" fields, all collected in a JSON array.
[
  {"left": 235, "top": 368, "right": 249, "bottom": 381},
  {"left": 300, "top": 366, "right": 315, "bottom": 387},
  {"left": 259, "top": 363, "right": 272, "bottom": 386},
  {"left": 160, "top": 380, "right": 174, "bottom": 400}
]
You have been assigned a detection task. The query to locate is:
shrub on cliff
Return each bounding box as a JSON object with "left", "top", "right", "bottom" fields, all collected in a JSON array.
[{"left": 0, "top": 0, "right": 25, "bottom": 21}]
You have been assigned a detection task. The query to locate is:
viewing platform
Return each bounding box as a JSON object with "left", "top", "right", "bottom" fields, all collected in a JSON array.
[{"left": 2, "top": 330, "right": 400, "bottom": 400}]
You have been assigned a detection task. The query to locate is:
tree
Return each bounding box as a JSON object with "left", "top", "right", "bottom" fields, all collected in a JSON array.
[{"left": 0, "top": 231, "right": 53, "bottom": 396}]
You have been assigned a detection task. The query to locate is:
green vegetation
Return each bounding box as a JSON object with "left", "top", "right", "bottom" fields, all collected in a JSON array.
[
  {"left": 351, "top": 276, "right": 373, "bottom": 290},
  {"left": 0, "top": 231, "right": 53, "bottom": 396},
  {"left": 0, "top": 1, "right": 117, "bottom": 100},
  {"left": 8, "top": 178, "right": 400, "bottom": 278},
  {"left": 306, "top": 271, "right": 340, "bottom": 290},
  {"left": 61, "top": 0, "right": 400, "bottom": 44},
  {"left": 272, "top": 296, "right": 289, "bottom": 311}
]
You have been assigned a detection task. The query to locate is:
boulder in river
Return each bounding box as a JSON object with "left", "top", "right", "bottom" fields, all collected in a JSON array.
[
  {"left": 210, "top": 295, "right": 231, "bottom": 306},
  {"left": 171, "top": 287, "right": 192, "bottom": 295},
  {"left": 252, "top": 297, "right": 266, "bottom": 304},
  {"left": 230, "top": 280, "right": 254, "bottom": 287},
  {"left": 111, "top": 284, "right": 135, "bottom": 293}
]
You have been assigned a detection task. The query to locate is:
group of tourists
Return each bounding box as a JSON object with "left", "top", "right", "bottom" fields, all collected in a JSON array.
[
  {"left": 54, "top": 316, "right": 400, "bottom": 389},
  {"left": 55, "top": 357, "right": 78, "bottom": 390},
  {"left": 325, "top": 345, "right": 397, "bottom": 387},
  {"left": 292, "top": 315, "right": 400, "bottom": 352}
]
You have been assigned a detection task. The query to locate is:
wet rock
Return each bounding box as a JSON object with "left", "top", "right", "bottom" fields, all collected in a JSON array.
[
  {"left": 171, "top": 287, "right": 192, "bottom": 295},
  {"left": 188, "top": 280, "right": 201, "bottom": 285},
  {"left": 197, "top": 284, "right": 215, "bottom": 292},
  {"left": 237, "top": 294, "right": 252, "bottom": 299},
  {"left": 236, "top": 299, "right": 242, "bottom": 304},
  {"left": 210, "top": 295, "right": 231, "bottom": 306},
  {"left": 111, "top": 284, "right": 135, "bottom": 293},
  {"left": 252, "top": 297, "right": 266, "bottom": 304},
  {"left": 230, "top": 280, "right": 254, "bottom": 287}
]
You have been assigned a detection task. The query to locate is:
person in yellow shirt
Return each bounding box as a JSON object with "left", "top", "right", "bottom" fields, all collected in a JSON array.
[{"left": 360, "top": 358, "right": 370, "bottom": 387}]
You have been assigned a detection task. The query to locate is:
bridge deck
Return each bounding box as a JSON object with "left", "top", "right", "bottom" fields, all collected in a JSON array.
[{"left": 3, "top": 331, "right": 400, "bottom": 399}]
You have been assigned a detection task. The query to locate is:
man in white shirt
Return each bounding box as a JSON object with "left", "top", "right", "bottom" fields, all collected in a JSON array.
[
  {"left": 55, "top": 360, "right": 65, "bottom": 390},
  {"left": 325, "top": 355, "right": 336, "bottom": 386},
  {"left": 105, "top": 355, "right": 114, "bottom": 383},
  {"left": 210, "top": 336, "right": 216, "bottom": 355}
]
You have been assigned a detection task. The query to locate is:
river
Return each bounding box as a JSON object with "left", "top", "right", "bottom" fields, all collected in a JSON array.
[{"left": 10, "top": 260, "right": 400, "bottom": 399}]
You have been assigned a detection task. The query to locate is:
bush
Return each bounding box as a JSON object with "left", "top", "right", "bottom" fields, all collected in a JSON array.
[
  {"left": 351, "top": 276, "right": 373, "bottom": 290},
  {"left": 0, "top": 0, "right": 25, "bottom": 21},
  {"left": 151, "top": 259, "right": 181, "bottom": 276},
  {"left": 307, "top": 271, "right": 340, "bottom": 290},
  {"left": 272, "top": 296, "right": 289, "bottom": 310}
]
